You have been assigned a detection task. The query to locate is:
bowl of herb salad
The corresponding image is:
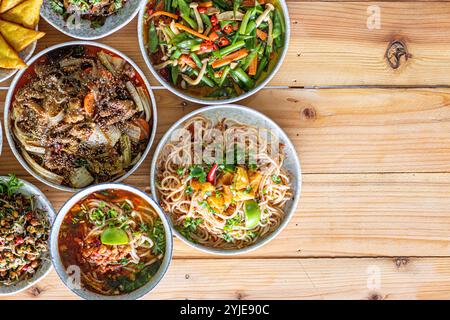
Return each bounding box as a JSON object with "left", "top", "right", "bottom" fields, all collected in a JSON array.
[{"left": 138, "top": 0, "right": 290, "bottom": 104}]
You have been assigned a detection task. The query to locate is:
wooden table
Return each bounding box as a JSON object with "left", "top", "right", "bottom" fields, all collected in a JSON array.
[{"left": 2, "top": 1, "right": 450, "bottom": 300}]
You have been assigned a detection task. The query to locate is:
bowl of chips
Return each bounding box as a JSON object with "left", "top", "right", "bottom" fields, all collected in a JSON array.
[{"left": 0, "top": 0, "right": 45, "bottom": 82}]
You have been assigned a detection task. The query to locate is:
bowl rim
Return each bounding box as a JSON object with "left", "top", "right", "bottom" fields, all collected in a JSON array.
[
  {"left": 40, "top": 0, "right": 141, "bottom": 40},
  {"left": 49, "top": 182, "right": 174, "bottom": 300},
  {"left": 0, "top": 24, "right": 38, "bottom": 83},
  {"left": 149, "top": 104, "right": 302, "bottom": 255},
  {"left": 0, "top": 176, "right": 56, "bottom": 296},
  {"left": 4, "top": 40, "right": 158, "bottom": 193},
  {"left": 137, "top": 0, "right": 291, "bottom": 105}
]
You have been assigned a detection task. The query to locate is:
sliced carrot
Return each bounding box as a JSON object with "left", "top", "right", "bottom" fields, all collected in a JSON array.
[
  {"left": 211, "top": 48, "right": 248, "bottom": 69},
  {"left": 179, "top": 54, "right": 197, "bottom": 69},
  {"left": 174, "top": 22, "right": 210, "bottom": 41},
  {"left": 248, "top": 56, "right": 258, "bottom": 76},
  {"left": 134, "top": 118, "right": 150, "bottom": 140},
  {"left": 199, "top": 1, "right": 213, "bottom": 7},
  {"left": 242, "top": 0, "right": 256, "bottom": 6},
  {"left": 84, "top": 91, "right": 95, "bottom": 117},
  {"left": 209, "top": 31, "right": 219, "bottom": 41},
  {"left": 151, "top": 11, "right": 179, "bottom": 20},
  {"left": 256, "top": 29, "right": 267, "bottom": 41}
]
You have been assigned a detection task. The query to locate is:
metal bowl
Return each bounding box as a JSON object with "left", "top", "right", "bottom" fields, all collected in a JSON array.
[
  {"left": 50, "top": 183, "right": 173, "bottom": 300},
  {"left": 4, "top": 41, "right": 158, "bottom": 192},
  {"left": 150, "top": 104, "right": 301, "bottom": 255},
  {"left": 0, "top": 25, "right": 38, "bottom": 83},
  {"left": 41, "top": 0, "right": 141, "bottom": 40},
  {"left": 0, "top": 176, "right": 55, "bottom": 296},
  {"left": 137, "top": 0, "right": 291, "bottom": 105}
]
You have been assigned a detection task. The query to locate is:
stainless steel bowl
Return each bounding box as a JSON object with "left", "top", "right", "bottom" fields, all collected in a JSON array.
[
  {"left": 150, "top": 104, "right": 301, "bottom": 255},
  {"left": 50, "top": 183, "right": 173, "bottom": 300},
  {"left": 137, "top": 0, "right": 291, "bottom": 105},
  {"left": 41, "top": 0, "right": 141, "bottom": 40},
  {"left": 0, "top": 176, "right": 55, "bottom": 296},
  {"left": 4, "top": 41, "right": 158, "bottom": 192}
]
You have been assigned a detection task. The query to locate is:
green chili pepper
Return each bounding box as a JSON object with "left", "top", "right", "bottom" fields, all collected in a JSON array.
[
  {"left": 255, "top": 56, "right": 268, "bottom": 79},
  {"left": 219, "top": 40, "right": 245, "bottom": 56},
  {"left": 148, "top": 20, "right": 158, "bottom": 54},
  {"left": 244, "top": 200, "right": 261, "bottom": 229},
  {"left": 231, "top": 67, "right": 255, "bottom": 90}
]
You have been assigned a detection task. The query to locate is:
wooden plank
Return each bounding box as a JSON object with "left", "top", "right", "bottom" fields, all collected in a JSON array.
[
  {"left": 3, "top": 2, "right": 450, "bottom": 88},
  {"left": 286, "top": 2, "right": 450, "bottom": 87},
  {"left": 3, "top": 257, "right": 450, "bottom": 299}
]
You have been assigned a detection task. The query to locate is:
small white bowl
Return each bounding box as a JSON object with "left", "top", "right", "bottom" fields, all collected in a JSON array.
[
  {"left": 41, "top": 0, "right": 141, "bottom": 40},
  {"left": 0, "top": 176, "right": 55, "bottom": 296},
  {"left": 150, "top": 104, "right": 302, "bottom": 255},
  {"left": 50, "top": 183, "right": 173, "bottom": 300},
  {"left": 4, "top": 41, "right": 158, "bottom": 192}
]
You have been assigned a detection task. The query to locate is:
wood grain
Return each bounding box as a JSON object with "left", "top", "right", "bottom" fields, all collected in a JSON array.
[{"left": 4, "top": 257, "right": 450, "bottom": 300}]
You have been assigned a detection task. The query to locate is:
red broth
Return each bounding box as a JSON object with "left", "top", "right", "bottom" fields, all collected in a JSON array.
[{"left": 58, "top": 189, "right": 165, "bottom": 295}]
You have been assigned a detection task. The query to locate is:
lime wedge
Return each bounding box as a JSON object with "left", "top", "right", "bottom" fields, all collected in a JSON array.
[
  {"left": 100, "top": 227, "right": 129, "bottom": 245},
  {"left": 244, "top": 200, "right": 261, "bottom": 229}
]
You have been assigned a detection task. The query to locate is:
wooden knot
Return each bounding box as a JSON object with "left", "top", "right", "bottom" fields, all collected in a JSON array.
[
  {"left": 394, "top": 257, "right": 409, "bottom": 268},
  {"left": 28, "top": 285, "right": 43, "bottom": 297},
  {"left": 368, "top": 293, "right": 384, "bottom": 300},
  {"left": 386, "top": 40, "right": 411, "bottom": 69},
  {"left": 301, "top": 107, "right": 316, "bottom": 120}
]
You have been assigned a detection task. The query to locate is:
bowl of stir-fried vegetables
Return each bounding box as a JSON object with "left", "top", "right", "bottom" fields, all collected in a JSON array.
[
  {"left": 138, "top": 0, "right": 290, "bottom": 104},
  {"left": 0, "top": 175, "right": 55, "bottom": 295}
]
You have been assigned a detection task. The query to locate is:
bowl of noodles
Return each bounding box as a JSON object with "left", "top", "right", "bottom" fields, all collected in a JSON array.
[
  {"left": 50, "top": 183, "right": 173, "bottom": 300},
  {"left": 150, "top": 104, "right": 301, "bottom": 254}
]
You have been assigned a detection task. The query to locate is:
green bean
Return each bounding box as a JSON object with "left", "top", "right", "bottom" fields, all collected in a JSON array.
[
  {"left": 272, "top": 9, "right": 282, "bottom": 39},
  {"left": 170, "top": 32, "right": 191, "bottom": 44},
  {"left": 213, "top": 0, "right": 229, "bottom": 10},
  {"left": 190, "top": 52, "right": 203, "bottom": 68},
  {"left": 182, "top": 15, "right": 198, "bottom": 29},
  {"left": 276, "top": 7, "right": 285, "bottom": 34},
  {"left": 177, "top": 39, "right": 202, "bottom": 50},
  {"left": 219, "top": 40, "right": 245, "bottom": 56},
  {"left": 231, "top": 67, "right": 255, "bottom": 90},
  {"left": 201, "top": 13, "right": 211, "bottom": 28},
  {"left": 219, "top": 66, "right": 231, "bottom": 86},
  {"left": 172, "top": 0, "right": 178, "bottom": 8},
  {"left": 171, "top": 65, "right": 179, "bottom": 84},
  {"left": 164, "top": 25, "right": 175, "bottom": 39},
  {"left": 177, "top": 0, "right": 190, "bottom": 17},
  {"left": 148, "top": 20, "right": 158, "bottom": 54},
  {"left": 245, "top": 20, "right": 256, "bottom": 35},
  {"left": 241, "top": 44, "right": 261, "bottom": 70},
  {"left": 190, "top": 69, "right": 215, "bottom": 87},
  {"left": 233, "top": 0, "right": 242, "bottom": 17},
  {"left": 164, "top": 0, "right": 172, "bottom": 12},
  {"left": 255, "top": 56, "right": 268, "bottom": 79},
  {"left": 171, "top": 49, "right": 182, "bottom": 59},
  {"left": 239, "top": 8, "right": 255, "bottom": 35}
]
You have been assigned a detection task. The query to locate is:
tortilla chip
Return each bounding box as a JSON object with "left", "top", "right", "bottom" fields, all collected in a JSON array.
[
  {"left": 1, "top": 0, "right": 42, "bottom": 28},
  {"left": 0, "top": 0, "right": 24, "bottom": 13},
  {"left": 0, "top": 34, "right": 26, "bottom": 69},
  {"left": 0, "top": 19, "right": 44, "bottom": 52}
]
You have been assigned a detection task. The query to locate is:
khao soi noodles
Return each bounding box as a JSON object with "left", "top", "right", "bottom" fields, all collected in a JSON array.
[
  {"left": 58, "top": 189, "right": 165, "bottom": 296},
  {"left": 155, "top": 115, "right": 292, "bottom": 249}
]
